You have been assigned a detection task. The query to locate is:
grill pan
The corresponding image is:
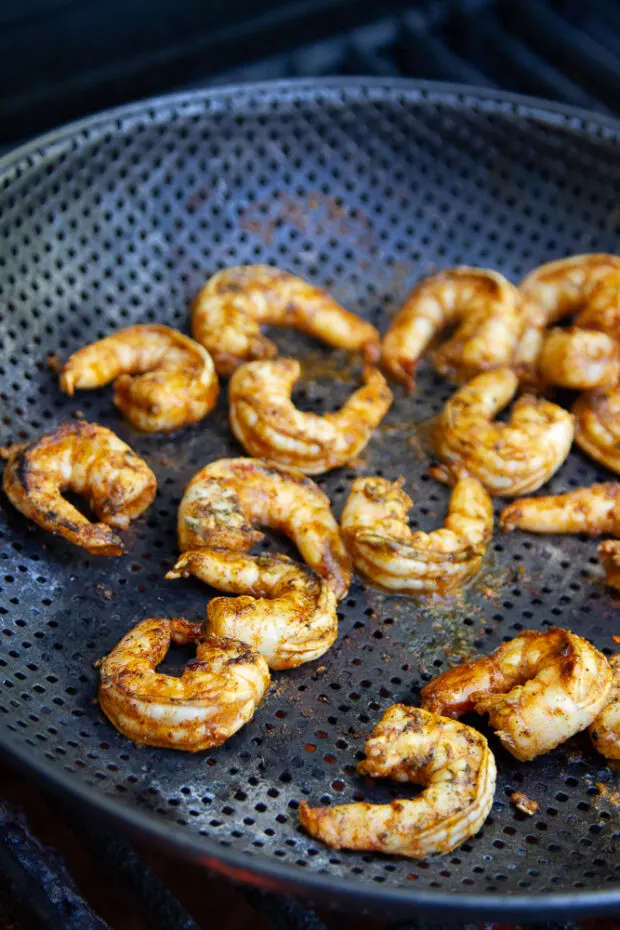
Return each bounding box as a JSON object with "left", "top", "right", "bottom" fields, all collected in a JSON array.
[{"left": 0, "top": 78, "right": 619, "bottom": 921}]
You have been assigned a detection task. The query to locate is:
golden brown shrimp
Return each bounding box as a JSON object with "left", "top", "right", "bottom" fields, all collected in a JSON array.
[
  {"left": 588, "top": 654, "right": 620, "bottom": 759},
  {"left": 421, "top": 628, "right": 613, "bottom": 761},
  {"left": 192, "top": 265, "right": 379, "bottom": 376},
  {"left": 60, "top": 324, "right": 218, "bottom": 432},
  {"left": 432, "top": 369, "right": 574, "bottom": 496},
  {"left": 520, "top": 254, "right": 620, "bottom": 324},
  {"left": 500, "top": 483, "right": 620, "bottom": 536},
  {"left": 381, "top": 267, "right": 523, "bottom": 391},
  {"left": 1, "top": 422, "right": 156, "bottom": 556},
  {"left": 598, "top": 540, "right": 620, "bottom": 589},
  {"left": 299, "top": 704, "right": 496, "bottom": 859},
  {"left": 228, "top": 359, "right": 392, "bottom": 475},
  {"left": 573, "top": 388, "right": 620, "bottom": 475},
  {"left": 98, "top": 617, "right": 269, "bottom": 751},
  {"left": 177, "top": 457, "right": 352, "bottom": 599},
  {"left": 516, "top": 254, "right": 620, "bottom": 381},
  {"left": 340, "top": 475, "right": 492, "bottom": 596},
  {"left": 538, "top": 326, "right": 620, "bottom": 390},
  {"left": 166, "top": 549, "right": 337, "bottom": 670}
]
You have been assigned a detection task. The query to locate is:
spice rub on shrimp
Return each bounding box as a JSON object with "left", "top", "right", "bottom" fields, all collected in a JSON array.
[
  {"left": 177, "top": 458, "right": 352, "bottom": 599},
  {"left": 381, "top": 267, "right": 523, "bottom": 391},
  {"left": 299, "top": 704, "right": 496, "bottom": 859},
  {"left": 500, "top": 483, "right": 620, "bottom": 536},
  {"left": 538, "top": 326, "right": 620, "bottom": 390},
  {"left": 166, "top": 549, "right": 337, "bottom": 670},
  {"left": 421, "top": 629, "right": 613, "bottom": 761},
  {"left": 98, "top": 617, "right": 269, "bottom": 751},
  {"left": 517, "top": 254, "right": 620, "bottom": 382},
  {"left": 229, "top": 359, "right": 392, "bottom": 475},
  {"left": 60, "top": 325, "right": 218, "bottom": 432},
  {"left": 573, "top": 388, "right": 620, "bottom": 475},
  {"left": 2, "top": 421, "right": 156, "bottom": 556},
  {"left": 192, "top": 265, "right": 379, "bottom": 376},
  {"left": 589, "top": 654, "right": 620, "bottom": 760},
  {"left": 340, "top": 475, "right": 492, "bottom": 596},
  {"left": 432, "top": 368, "right": 574, "bottom": 496}
]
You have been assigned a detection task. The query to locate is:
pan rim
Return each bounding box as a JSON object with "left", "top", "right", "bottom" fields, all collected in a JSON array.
[{"left": 1, "top": 76, "right": 619, "bottom": 919}]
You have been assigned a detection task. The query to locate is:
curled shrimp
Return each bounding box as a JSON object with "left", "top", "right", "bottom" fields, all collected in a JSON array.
[
  {"left": 421, "top": 628, "right": 613, "bottom": 761},
  {"left": 432, "top": 369, "right": 574, "bottom": 496},
  {"left": 166, "top": 549, "right": 337, "bottom": 670},
  {"left": 60, "top": 324, "right": 218, "bottom": 432},
  {"left": 381, "top": 267, "right": 523, "bottom": 391},
  {"left": 1, "top": 421, "right": 156, "bottom": 556},
  {"left": 500, "top": 483, "right": 620, "bottom": 536},
  {"left": 520, "top": 254, "right": 620, "bottom": 324},
  {"left": 517, "top": 254, "right": 620, "bottom": 382},
  {"left": 589, "top": 654, "right": 620, "bottom": 760},
  {"left": 192, "top": 265, "right": 379, "bottom": 376},
  {"left": 228, "top": 359, "right": 392, "bottom": 475},
  {"left": 177, "top": 457, "right": 352, "bottom": 599},
  {"left": 98, "top": 617, "right": 269, "bottom": 751},
  {"left": 573, "top": 388, "right": 620, "bottom": 475},
  {"left": 538, "top": 327, "right": 620, "bottom": 390},
  {"left": 598, "top": 540, "right": 620, "bottom": 590},
  {"left": 299, "top": 704, "right": 496, "bottom": 859},
  {"left": 340, "top": 475, "right": 492, "bottom": 596}
]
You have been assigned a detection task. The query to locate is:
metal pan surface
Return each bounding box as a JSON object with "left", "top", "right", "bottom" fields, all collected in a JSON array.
[{"left": 0, "top": 78, "right": 619, "bottom": 919}]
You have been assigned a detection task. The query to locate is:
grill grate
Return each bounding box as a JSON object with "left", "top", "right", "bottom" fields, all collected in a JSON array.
[
  {"left": 6, "top": 2, "right": 620, "bottom": 145},
  {"left": 0, "top": 81, "right": 619, "bottom": 918}
]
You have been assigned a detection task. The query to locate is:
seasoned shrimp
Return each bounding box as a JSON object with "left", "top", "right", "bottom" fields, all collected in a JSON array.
[
  {"left": 517, "top": 254, "right": 620, "bottom": 381},
  {"left": 500, "top": 483, "right": 620, "bottom": 535},
  {"left": 538, "top": 326, "right": 620, "bottom": 390},
  {"left": 166, "top": 549, "right": 337, "bottom": 670},
  {"left": 177, "top": 458, "right": 352, "bottom": 599},
  {"left": 589, "top": 654, "right": 620, "bottom": 760},
  {"left": 432, "top": 369, "right": 574, "bottom": 496},
  {"left": 520, "top": 254, "right": 620, "bottom": 323},
  {"left": 192, "top": 265, "right": 379, "bottom": 376},
  {"left": 381, "top": 268, "right": 523, "bottom": 391},
  {"left": 229, "top": 359, "right": 392, "bottom": 475},
  {"left": 98, "top": 617, "right": 269, "bottom": 751},
  {"left": 299, "top": 704, "right": 496, "bottom": 859},
  {"left": 573, "top": 388, "right": 620, "bottom": 475},
  {"left": 60, "top": 324, "right": 218, "bottom": 432},
  {"left": 340, "top": 475, "right": 492, "bottom": 596},
  {"left": 598, "top": 540, "right": 620, "bottom": 590},
  {"left": 421, "top": 628, "right": 613, "bottom": 761},
  {"left": 2, "top": 422, "right": 156, "bottom": 556}
]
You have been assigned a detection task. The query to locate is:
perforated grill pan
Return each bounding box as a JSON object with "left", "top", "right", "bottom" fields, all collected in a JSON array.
[{"left": 0, "top": 79, "right": 619, "bottom": 920}]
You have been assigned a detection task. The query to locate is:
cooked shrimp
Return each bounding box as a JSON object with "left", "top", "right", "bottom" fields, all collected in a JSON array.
[
  {"left": 432, "top": 369, "right": 574, "bottom": 496},
  {"left": 228, "top": 359, "right": 392, "bottom": 475},
  {"left": 299, "top": 704, "right": 496, "bottom": 858},
  {"left": 381, "top": 267, "right": 523, "bottom": 391},
  {"left": 421, "top": 628, "right": 613, "bottom": 761},
  {"left": 192, "top": 265, "right": 379, "bottom": 376},
  {"left": 520, "top": 254, "right": 620, "bottom": 324},
  {"left": 598, "top": 540, "right": 620, "bottom": 590},
  {"left": 573, "top": 388, "right": 620, "bottom": 475},
  {"left": 588, "top": 654, "right": 620, "bottom": 760},
  {"left": 60, "top": 325, "right": 218, "bottom": 432},
  {"left": 177, "top": 457, "right": 352, "bottom": 599},
  {"left": 98, "top": 617, "right": 269, "bottom": 751},
  {"left": 517, "top": 254, "right": 620, "bottom": 381},
  {"left": 500, "top": 483, "right": 620, "bottom": 535},
  {"left": 1, "top": 422, "right": 156, "bottom": 556},
  {"left": 166, "top": 549, "right": 337, "bottom": 670},
  {"left": 538, "top": 326, "right": 620, "bottom": 390},
  {"left": 340, "top": 474, "right": 492, "bottom": 596}
]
